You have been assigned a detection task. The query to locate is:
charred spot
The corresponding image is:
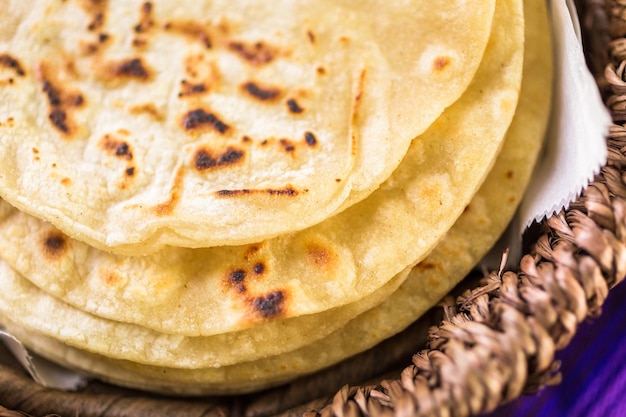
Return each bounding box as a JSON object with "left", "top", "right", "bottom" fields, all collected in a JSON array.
[
  {"left": 433, "top": 56, "right": 451, "bottom": 71},
  {"left": 49, "top": 109, "right": 69, "bottom": 133},
  {"left": 279, "top": 139, "right": 295, "bottom": 153},
  {"left": 115, "top": 142, "right": 131, "bottom": 158},
  {"left": 219, "top": 148, "right": 244, "bottom": 164},
  {"left": 304, "top": 131, "right": 317, "bottom": 147},
  {"left": 217, "top": 189, "right": 251, "bottom": 197},
  {"left": 266, "top": 186, "right": 299, "bottom": 196},
  {"left": 252, "top": 290, "right": 285, "bottom": 318},
  {"left": 253, "top": 262, "right": 266, "bottom": 275},
  {"left": 182, "top": 109, "right": 230, "bottom": 134},
  {"left": 193, "top": 147, "right": 244, "bottom": 171},
  {"left": 228, "top": 41, "right": 275, "bottom": 65},
  {"left": 42, "top": 232, "right": 68, "bottom": 259},
  {"left": 98, "top": 33, "right": 109, "bottom": 43},
  {"left": 125, "top": 167, "right": 135, "bottom": 176},
  {"left": 242, "top": 81, "right": 281, "bottom": 101},
  {"left": 134, "top": 2, "right": 154, "bottom": 33},
  {"left": 286, "top": 98, "right": 304, "bottom": 114},
  {"left": 114, "top": 58, "right": 150, "bottom": 80},
  {"left": 42, "top": 81, "right": 62, "bottom": 106},
  {"left": 72, "top": 94, "right": 85, "bottom": 106},
  {"left": 38, "top": 67, "right": 85, "bottom": 137},
  {"left": 217, "top": 186, "right": 303, "bottom": 197},
  {"left": 241, "top": 135, "right": 252, "bottom": 143},
  {"left": 228, "top": 269, "right": 247, "bottom": 293},
  {"left": 194, "top": 149, "right": 216, "bottom": 170},
  {"left": 0, "top": 54, "right": 25, "bottom": 76},
  {"left": 87, "top": 12, "right": 104, "bottom": 31},
  {"left": 178, "top": 79, "right": 208, "bottom": 98},
  {"left": 100, "top": 134, "right": 134, "bottom": 160},
  {"left": 230, "top": 269, "right": 246, "bottom": 284}
]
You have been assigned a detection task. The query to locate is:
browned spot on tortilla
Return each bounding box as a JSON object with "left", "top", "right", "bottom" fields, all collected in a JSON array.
[
  {"left": 60, "top": 177, "right": 72, "bottom": 186},
  {"left": 100, "top": 269, "right": 124, "bottom": 286},
  {"left": 317, "top": 66, "right": 326, "bottom": 75},
  {"left": 505, "top": 170, "right": 514, "bottom": 180},
  {"left": 306, "top": 243, "right": 336, "bottom": 269},
  {"left": 178, "top": 80, "right": 208, "bottom": 98},
  {"left": 37, "top": 63, "right": 86, "bottom": 138},
  {"left": 100, "top": 133, "right": 133, "bottom": 160},
  {"left": 244, "top": 244, "right": 263, "bottom": 261},
  {"left": 241, "top": 135, "right": 252, "bottom": 143},
  {"left": 0, "top": 117, "right": 15, "bottom": 128},
  {"left": 349, "top": 70, "right": 366, "bottom": 157},
  {"left": 307, "top": 30, "right": 315, "bottom": 44},
  {"left": 193, "top": 146, "right": 245, "bottom": 171},
  {"left": 41, "top": 231, "right": 68, "bottom": 260},
  {"left": 279, "top": 139, "right": 295, "bottom": 153},
  {"left": 0, "top": 54, "right": 25, "bottom": 76},
  {"left": 108, "top": 57, "right": 151, "bottom": 81},
  {"left": 228, "top": 41, "right": 276, "bottom": 65},
  {"left": 163, "top": 20, "right": 212, "bottom": 48},
  {"left": 154, "top": 167, "right": 185, "bottom": 216},
  {"left": 181, "top": 108, "right": 230, "bottom": 134},
  {"left": 216, "top": 186, "right": 302, "bottom": 198},
  {"left": 286, "top": 98, "right": 304, "bottom": 114},
  {"left": 77, "top": 0, "right": 107, "bottom": 31},
  {"left": 129, "top": 103, "right": 163, "bottom": 120},
  {"left": 253, "top": 262, "right": 266, "bottom": 275},
  {"left": 335, "top": 178, "right": 341, "bottom": 183},
  {"left": 134, "top": 2, "right": 154, "bottom": 33},
  {"left": 125, "top": 167, "right": 135, "bottom": 176},
  {"left": 228, "top": 269, "right": 247, "bottom": 293},
  {"left": 304, "top": 131, "right": 317, "bottom": 147},
  {"left": 433, "top": 56, "right": 451, "bottom": 71},
  {"left": 241, "top": 81, "right": 281, "bottom": 101},
  {"left": 250, "top": 290, "right": 286, "bottom": 319}
]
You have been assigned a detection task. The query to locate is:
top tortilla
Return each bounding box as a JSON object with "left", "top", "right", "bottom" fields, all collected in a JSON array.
[
  {"left": 0, "top": 0, "right": 495, "bottom": 253},
  {"left": 0, "top": 0, "right": 524, "bottom": 337},
  {"left": 0, "top": 0, "right": 553, "bottom": 394}
]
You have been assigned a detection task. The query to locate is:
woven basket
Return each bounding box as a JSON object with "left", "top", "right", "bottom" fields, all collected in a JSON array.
[{"left": 1, "top": 0, "right": 623, "bottom": 415}]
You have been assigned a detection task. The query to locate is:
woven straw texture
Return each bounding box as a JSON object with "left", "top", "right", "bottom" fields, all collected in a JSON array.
[{"left": 0, "top": 0, "right": 623, "bottom": 415}]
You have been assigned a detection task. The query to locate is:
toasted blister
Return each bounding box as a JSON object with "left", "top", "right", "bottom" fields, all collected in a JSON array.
[
  {"left": 0, "top": 0, "right": 495, "bottom": 253},
  {"left": 0, "top": 0, "right": 524, "bottom": 340}
]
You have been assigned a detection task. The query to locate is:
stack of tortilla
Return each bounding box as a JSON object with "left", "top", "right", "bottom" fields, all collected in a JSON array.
[{"left": 0, "top": 0, "right": 552, "bottom": 395}]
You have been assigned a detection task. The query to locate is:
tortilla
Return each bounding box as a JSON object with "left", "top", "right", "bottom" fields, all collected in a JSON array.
[
  {"left": 0, "top": 0, "right": 495, "bottom": 253},
  {"left": 0, "top": 0, "right": 523, "bottom": 339},
  {"left": 0, "top": 0, "right": 552, "bottom": 389}
]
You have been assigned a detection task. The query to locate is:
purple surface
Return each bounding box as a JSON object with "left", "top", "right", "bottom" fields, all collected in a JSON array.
[{"left": 482, "top": 279, "right": 626, "bottom": 417}]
